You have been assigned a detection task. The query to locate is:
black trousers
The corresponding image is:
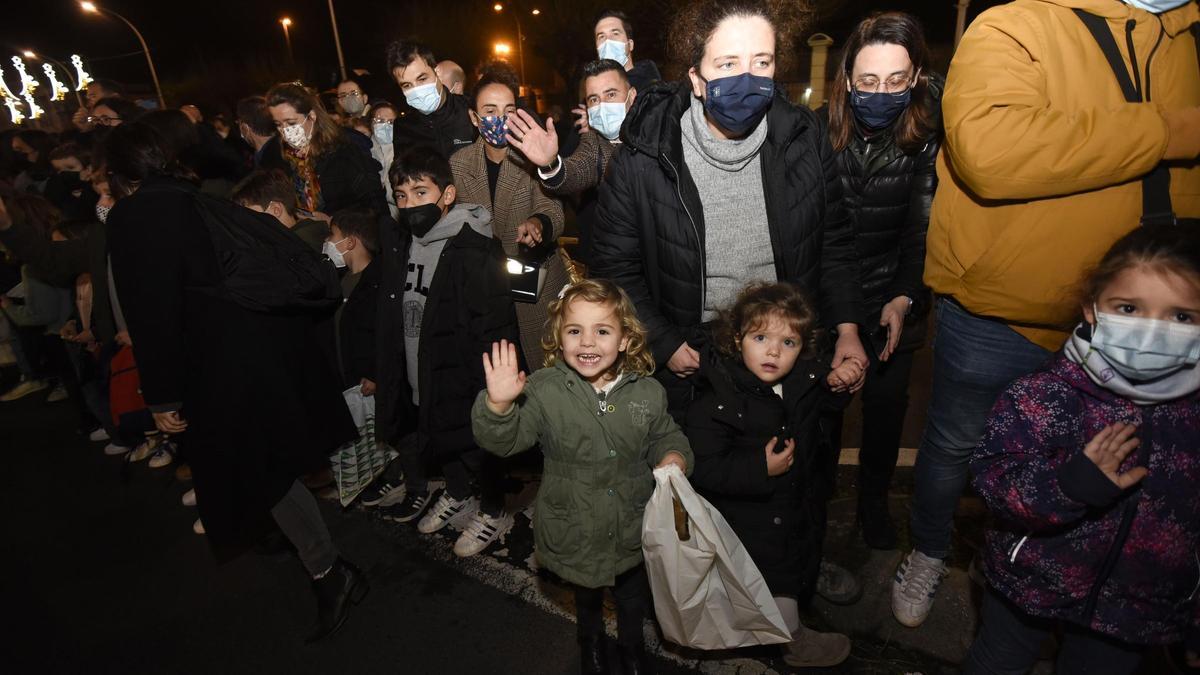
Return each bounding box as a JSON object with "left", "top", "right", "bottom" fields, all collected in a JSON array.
[
  {"left": 823, "top": 348, "right": 916, "bottom": 499},
  {"left": 395, "top": 430, "right": 506, "bottom": 516},
  {"left": 965, "top": 589, "right": 1144, "bottom": 675},
  {"left": 574, "top": 565, "right": 650, "bottom": 647}
]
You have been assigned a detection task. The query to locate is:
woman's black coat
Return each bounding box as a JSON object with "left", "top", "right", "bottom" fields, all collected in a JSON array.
[
  {"left": 263, "top": 129, "right": 388, "bottom": 216},
  {"left": 107, "top": 176, "right": 357, "bottom": 559},
  {"left": 685, "top": 347, "right": 831, "bottom": 598}
]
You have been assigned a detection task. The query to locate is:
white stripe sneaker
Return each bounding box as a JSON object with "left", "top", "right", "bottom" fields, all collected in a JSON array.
[
  {"left": 453, "top": 511, "right": 514, "bottom": 558},
  {"left": 417, "top": 492, "right": 478, "bottom": 534}
]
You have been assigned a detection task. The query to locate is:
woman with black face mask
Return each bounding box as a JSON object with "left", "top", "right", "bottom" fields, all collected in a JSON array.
[{"left": 819, "top": 12, "right": 942, "bottom": 552}]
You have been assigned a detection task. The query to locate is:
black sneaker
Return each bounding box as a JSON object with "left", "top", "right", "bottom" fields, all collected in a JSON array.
[
  {"left": 359, "top": 477, "right": 406, "bottom": 508},
  {"left": 380, "top": 489, "right": 432, "bottom": 523}
]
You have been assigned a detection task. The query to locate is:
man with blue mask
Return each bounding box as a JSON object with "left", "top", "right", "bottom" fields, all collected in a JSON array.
[
  {"left": 592, "top": 9, "right": 661, "bottom": 92},
  {"left": 386, "top": 40, "right": 477, "bottom": 160},
  {"left": 506, "top": 59, "right": 636, "bottom": 265}
]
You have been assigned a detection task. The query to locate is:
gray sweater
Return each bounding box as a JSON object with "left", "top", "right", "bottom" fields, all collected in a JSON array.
[{"left": 680, "top": 96, "right": 776, "bottom": 320}]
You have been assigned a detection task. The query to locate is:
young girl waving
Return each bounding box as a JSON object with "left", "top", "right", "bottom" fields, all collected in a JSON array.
[
  {"left": 686, "top": 282, "right": 862, "bottom": 669},
  {"left": 472, "top": 278, "right": 692, "bottom": 675},
  {"left": 968, "top": 225, "right": 1200, "bottom": 674}
]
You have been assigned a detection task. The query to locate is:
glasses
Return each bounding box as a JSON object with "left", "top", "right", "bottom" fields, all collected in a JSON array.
[
  {"left": 336, "top": 90, "right": 363, "bottom": 99},
  {"left": 371, "top": 118, "right": 394, "bottom": 126},
  {"left": 87, "top": 115, "right": 121, "bottom": 126},
  {"left": 851, "top": 74, "right": 914, "bottom": 101}
]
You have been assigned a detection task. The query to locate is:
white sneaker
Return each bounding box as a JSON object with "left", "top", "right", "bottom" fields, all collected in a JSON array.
[
  {"left": 417, "top": 492, "right": 478, "bottom": 534},
  {"left": 103, "top": 442, "right": 131, "bottom": 456},
  {"left": 892, "top": 550, "right": 949, "bottom": 628},
  {"left": 0, "top": 379, "right": 49, "bottom": 402},
  {"left": 45, "top": 384, "right": 69, "bottom": 403},
  {"left": 453, "top": 511, "right": 514, "bottom": 558},
  {"left": 182, "top": 488, "right": 196, "bottom": 507},
  {"left": 129, "top": 436, "right": 162, "bottom": 462},
  {"left": 193, "top": 518, "right": 205, "bottom": 534},
  {"left": 148, "top": 442, "right": 175, "bottom": 468},
  {"left": 88, "top": 427, "right": 111, "bottom": 442}
]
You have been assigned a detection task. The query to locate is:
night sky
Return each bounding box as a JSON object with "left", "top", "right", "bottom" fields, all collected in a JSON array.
[{"left": 1, "top": 0, "right": 1009, "bottom": 114}]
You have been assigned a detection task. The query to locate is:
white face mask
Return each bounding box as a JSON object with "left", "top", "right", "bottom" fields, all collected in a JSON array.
[
  {"left": 281, "top": 120, "right": 311, "bottom": 150},
  {"left": 1091, "top": 307, "right": 1200, "bottom": 381},
  {"left": 597, "top": 39, "right": 629, "bottom": 67},
  {"left": 1123, "top": 0, "right": 1191, "bottom": 13},
  {"left": 404, "top": 82, "right": 442, "bottom": 115},
  {"left": 322, "top": 238, "right": 348, "bottom": 268}
]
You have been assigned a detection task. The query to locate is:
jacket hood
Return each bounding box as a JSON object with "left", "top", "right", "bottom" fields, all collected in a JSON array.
[
  {"left": 414, "top": 202, "right": 492, "bottom": 246},
  {"left": 622, "top": 80, "right": 814, "bottom": 164},
  {"left": 1028, "top": 0, "right": 1198, "bottom": 32}
]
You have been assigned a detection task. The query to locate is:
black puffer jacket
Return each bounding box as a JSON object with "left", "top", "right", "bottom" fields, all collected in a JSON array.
[
  {"left": 593, "top": 82, "right": 862, "bottom": 367},
  {"left": 393, "top": 91, "right": 479, "bottom": 161},
  {"left": 822, "top": 83, "right": 942, "bottom": 352},
  {"left": 685, "top": 346, "right": 831, "bottom": 598}
]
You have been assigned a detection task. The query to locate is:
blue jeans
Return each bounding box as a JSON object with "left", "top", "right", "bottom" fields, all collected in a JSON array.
[{"left": 910, "top": 298, "right": 1052, "bottom": 559}]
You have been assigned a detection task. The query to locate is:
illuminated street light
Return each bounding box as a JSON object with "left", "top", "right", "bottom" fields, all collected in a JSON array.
[
  {"left": 280, "top": 17, "right": 295, "bottom": 65},
  {"left": 493, "top": 42, "right": 512, "bottom": 56},
  {"left": 79, "top": 1, "right": 166, "bottom": 108}
]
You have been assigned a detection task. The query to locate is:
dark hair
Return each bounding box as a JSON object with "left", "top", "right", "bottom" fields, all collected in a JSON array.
[
  {"left": 670, "top": 0, "right": 811, "bottom": 72},
  {"left": 593, "top": 9, "right": 634, "bottom": 40},
  {"left": 91, "top": 79, "right": 125, "bottom": 98},
  {"left": 232, "top": 169, "right": 298, "bottom": 215},
  {"left": 6, "top": 192, "right": 62, "bottom": 239},
  {"left": 711, "top": 282, "right": 819, "bottom": 359},
  {"left": 236, "top": 95, "right": 275, "bottom": 137},
  {"left": 331, "top": 207, "right": 380, "bottom": 256},
  {"left": 389, "top": 146, "right": 454, "bottom": 191},
  {"left": 92, "top": 96, "right": 143, "bottom": 124},
  {"left": 581, "top": 59, "right": 631, "bottom": 86},
  {"left": 828, "top": 12, "right": 939, "bottom": 154},
  {"left": 14, "top": 130, "right": 55, "bottom": 165},
  {"left": 139, "top": 109, "right": 200, "bottom": 163},
  {"left": 1081, "top": 225, "right": 1200, "bottom": 306},
  {"left": 265, "top": 82, "right": 343, "bottom": 158},
  {"left": 53, "top": 219, "right": 92, "bottom": 241},
  {"left": 367, "top": 101, "right": 398, "bottom": 120},
  {"left": 385, "top": 40, "right": 437, "bottom": 76},
  {"left": 471, "top": 63, "right": 520, "bottom": 108},
  {"left": 100, "top": 122, "right": 186, "bottom": 199},
  {"left": 48, "top": 142, "right": 90, "bottom": 167}
]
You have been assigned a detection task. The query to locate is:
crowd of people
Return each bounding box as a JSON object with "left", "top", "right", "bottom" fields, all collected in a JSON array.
[{"left": 1, "top": 0, "right": 1198, "bottom": 672}]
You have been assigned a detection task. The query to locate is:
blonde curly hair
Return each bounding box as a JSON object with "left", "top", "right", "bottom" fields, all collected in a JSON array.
[{"left": 540, "top": 278, "right": 655, "bottom": 378}]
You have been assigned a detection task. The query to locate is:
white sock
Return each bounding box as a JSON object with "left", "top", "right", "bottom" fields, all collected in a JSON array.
[{"left": 774, "top": 595, "right": 802, "bottom": 635}]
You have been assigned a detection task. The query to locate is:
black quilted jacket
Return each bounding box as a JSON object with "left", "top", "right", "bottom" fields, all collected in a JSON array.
[{"left": 592, "top": 81, "right": 862, "bottom": 366}]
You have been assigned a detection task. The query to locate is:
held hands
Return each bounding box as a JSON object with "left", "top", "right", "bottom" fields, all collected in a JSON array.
[
  {"left": 482, "top": 339, "right": 527, "bottom": 414},
  {"left": 765, "top": 436, "right": 796, "bottom": 477},
  {"left": 831, "top": 325, "right": 868, "bottom": 394},
  {"left": 666, "top": 342, "right": 700, "bottom": 378},
  {"left": 1084, "top": 422, "right": 1147, "bottom": 490},
  {"left": 505, "top": 110, "right": 559, "bottom": 168},
  {"left": 656, "top": 451, "right": 688, "bottom": 472},
  {"left": 827, "top": 359, "right": 865, "bottom": 391},
  {"left": 153, "top": 411, "right": 188, "bottom": 434},
  {"left": 516, "top": 218, "right": 544, "bottom": 247},
  {"left": 878, "top": 296, "right": 910, "bottom": 362}
]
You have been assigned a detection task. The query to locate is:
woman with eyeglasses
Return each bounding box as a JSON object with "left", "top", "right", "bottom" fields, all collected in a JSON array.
[
  {"left": 819, "top": 12, "right": 942, "bottom": 553},
  {"left": 367, "top": 101, "right": 400, "bottom": 218}
]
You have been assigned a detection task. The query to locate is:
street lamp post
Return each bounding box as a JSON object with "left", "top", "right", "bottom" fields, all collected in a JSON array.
[
  {"left": 327, "top": 0, "right": 347, "bottom": 81},
  {"left": 493, "top": 3, "right": 540, "bottom": 90},
  {"left": 954, "top": 0, "right": 972, "bottom": 48},
  {"left": 23, "top": 51, "right": 84, "bottom": 107},
  {"left": 280, "top": 18, "right": 295, "bottom": 65},
  {"left": 79, "top": 1, "right": 166, "bottom": 109}
]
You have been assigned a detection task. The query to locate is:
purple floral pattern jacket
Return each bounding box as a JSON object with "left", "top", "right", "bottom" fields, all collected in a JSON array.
[{"left": 972, "top": 353, "right": 1200, "bottom": 645}]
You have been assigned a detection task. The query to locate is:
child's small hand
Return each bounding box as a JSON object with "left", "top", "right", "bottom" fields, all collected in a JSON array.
[
  {"left": 360, "top": 378, "right": 377, "bottom": 396},
  {"left": 482, "top": 339, "right": 526, "bottom": 414},
  {"left": 656, "top": 451, "right": 688, "bottom": 473},
  {"left": 1083, "top": 422, "right": 1147, "bottom": 489},
  {"left": 764, "top": 436, "right": 796, "bottom": 477},
  {"left": 827, "top": 361, "right": 863, "bottom": 392}
]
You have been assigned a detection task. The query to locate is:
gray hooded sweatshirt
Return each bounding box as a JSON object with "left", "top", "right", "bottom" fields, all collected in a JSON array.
[{"left": 404, "top": 202, "right": 493, "bottom": 404}]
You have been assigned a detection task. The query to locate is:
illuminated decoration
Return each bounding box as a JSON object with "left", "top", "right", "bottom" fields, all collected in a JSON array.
[
  {"left": 22, "top": 92, "right": 43, "bottom": 119},
  {"left": 11, "top": 56, "right": 39, "bottom": 97},
  {"left": 43, "top": 64, "right": 68, "bottom": 101},
  {"left": 2, "top": 97, "right": 24, "bottom": 125},
  {"left": 0, "top": 64, "right": 18, "bottom": 100},
  {"left": 71, "top": 54, "right": 93, "bottom": 91}
]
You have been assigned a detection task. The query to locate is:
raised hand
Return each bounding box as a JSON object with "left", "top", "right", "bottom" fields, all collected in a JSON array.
[
  {"left": 572, "top": 105, "right": 590, "bottom": 133},
  {"left": 482, "top": 339, "right": 526, "bottom": 414},
  {"left": 765, "top": 436, "right": 796, "bottom": 477},
  {"left": 506, "top": 110, "right": 559, "bottom": 168},
  {"left": 1083, "top": 422, "right": 1147, "bottom": 490}
]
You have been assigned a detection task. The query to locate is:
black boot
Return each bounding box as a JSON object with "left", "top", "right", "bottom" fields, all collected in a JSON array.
[
  {"left": 858, "top": 496, "right": 897, "bottom": 550},
  {"left": 304, "top": 558, "right": 369, "bottom": 644},
  {"left": 578, "top": 632, "right": 607, "bottom": 674},
  {"left": 618, "top": 643, "right": 653, "bottom": 675}
]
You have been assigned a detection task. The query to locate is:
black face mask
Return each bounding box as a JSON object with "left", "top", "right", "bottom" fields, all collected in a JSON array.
[
  {"left": 58, "top": 171, "right": 85, "bottom": 193},
  {"left": 399, "top": 203, "right": 443, "bottom": 238}
]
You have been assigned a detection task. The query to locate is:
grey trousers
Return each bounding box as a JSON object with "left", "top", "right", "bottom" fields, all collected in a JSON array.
[{"left": 270, "top": 480, "right": 338, "bottom": 577}]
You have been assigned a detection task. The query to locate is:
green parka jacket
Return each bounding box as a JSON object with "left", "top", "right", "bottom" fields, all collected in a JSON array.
[{"left": 472, "top": 360, "right": 693, "bottom": 588}]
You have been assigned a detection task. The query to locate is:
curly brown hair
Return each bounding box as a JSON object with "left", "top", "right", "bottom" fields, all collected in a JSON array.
[
  {"left": 711, "top": 282, "right": 819, "bottom": 358},
  {"left": 669, "top": 0, "right": 813, "bottom": 74},
  {"left": 540, "top": 278, "right": 655, "bottom": 377}
]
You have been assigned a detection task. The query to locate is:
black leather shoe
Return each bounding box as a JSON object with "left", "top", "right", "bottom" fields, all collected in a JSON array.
[
  {"left": 304, "top": 558, "right": 369, "bottom": 644},
  {"left": 579, "top": 632, "right": 607, "bottom": 674},
  {"left": 618, "top": 643, "right": 654, "bottom": 675},
  {"left": 858, "top": 496, "right": 898, "bottom": 550}
]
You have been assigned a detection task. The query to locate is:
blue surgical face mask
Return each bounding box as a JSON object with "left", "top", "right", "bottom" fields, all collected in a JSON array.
[
  {"left": 373, "top": 122, "right": 394, "bottom": 146},
  {"left": 1091, "top": 306, "right": 1200, "bottom": 381},
  {"left": 702, "top": 73, "right": 774, "bottom": 136},
  {"left": 597, "top": 39, "right": 629, "bottom": 67},
  {"left": 850, "top": 89, "right": 912, "bottom": 131},
  {"left": 1123, "top": 0, "right": 1191, "bottom": 13},
  {"left": 477, "top": 114, "right": 508, "bottom": 147},
  {"left": 404, "top": 82, "right": 442, "bottom": 115},
  {"left": 587, "top": 100, "right": 627, "bottom": 141}
]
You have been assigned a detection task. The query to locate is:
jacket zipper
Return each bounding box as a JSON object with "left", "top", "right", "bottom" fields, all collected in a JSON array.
[
  {"left": 661, "top": 154, "right": 706, "bottom": 319},
  {"left": 1008, "top": 535, "right": 1029, "bottom": 563}
]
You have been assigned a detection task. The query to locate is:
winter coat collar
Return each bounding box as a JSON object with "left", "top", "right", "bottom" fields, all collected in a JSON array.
[
  {"left": 1034, "top": 0, "right": 1199, "bottom": 34},
  {"left": 1047, "top": 349, "right": 1200, "bottom": 407},
  {"left": 697, "top": 343, "right": 824, "bottom": 412}
]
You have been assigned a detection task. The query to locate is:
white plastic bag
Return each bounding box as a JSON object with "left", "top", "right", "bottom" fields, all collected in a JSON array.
[
  {"left": 331, "top": 385, "right": 396, "bottom": 507},
  {"left": 642, "top": 464, "right": 791, "bottom": 650}
]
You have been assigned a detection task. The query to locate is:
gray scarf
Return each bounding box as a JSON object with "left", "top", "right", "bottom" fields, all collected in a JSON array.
[
  {"left": 681, "top": 95, "right": 768, "bottom": 171},
  {"left": 1063, "top": 324, "right": 1200, "bottom": 405}
]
